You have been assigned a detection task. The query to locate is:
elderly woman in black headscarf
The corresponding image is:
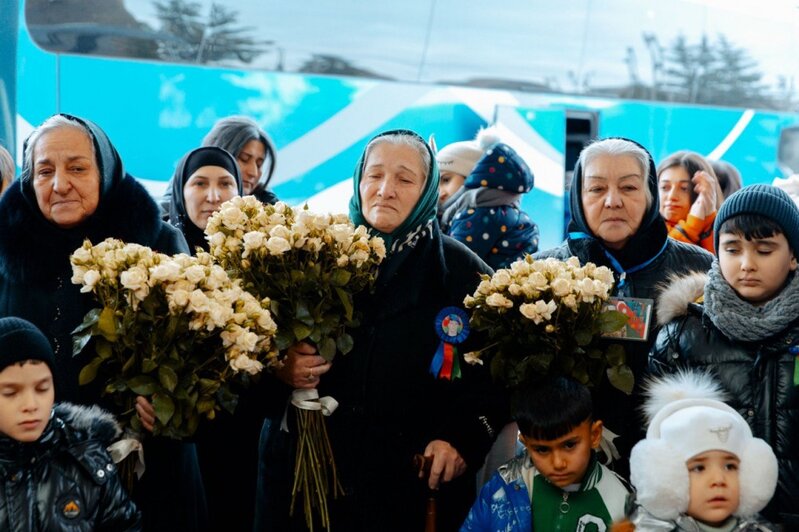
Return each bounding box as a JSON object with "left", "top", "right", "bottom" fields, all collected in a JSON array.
[
  {"left": 166, "top": 146, "right": 242, "bottom": 254},
  {"left": 0, "top": 113, "right": 207, "bottom": 531},
  {"left": 257, "top": 129, "right": 507, "bottom": 531},
  {"left": 534, "top": 137, "right": 713, "bottom": 476}
]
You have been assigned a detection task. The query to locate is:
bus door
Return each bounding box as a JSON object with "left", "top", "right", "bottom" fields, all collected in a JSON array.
[{"left": 493, "top": 105, "right": 568, "bottom": 250}]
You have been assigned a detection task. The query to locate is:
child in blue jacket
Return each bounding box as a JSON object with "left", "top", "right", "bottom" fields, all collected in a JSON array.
[{"left": 440, "top": 129, "right": 539, "bottom": 269}]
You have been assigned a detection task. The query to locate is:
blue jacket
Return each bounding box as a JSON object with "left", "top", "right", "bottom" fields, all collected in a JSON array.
[
  {"left": 443, "top": 143, "right": 539, "bottom": 269},
  {"left": 462, "top": 454, "right": 628, "bottom": 532}
]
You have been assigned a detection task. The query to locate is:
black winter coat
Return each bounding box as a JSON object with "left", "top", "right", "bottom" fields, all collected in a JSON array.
[
  {"left": 534, "top": 138, "right": 714, "bottom": 476},
  {"left": 258, "top": 228, "right": 507, "bottom": 532},
  {"left": 0, "top": 115, "right": 207, "bottom": 531},
  {"left": 0, "top": 403, "right": 140, "bottom": 531},
  {"left": 650, "top": 272, "right": 799, "bottom": 527}
]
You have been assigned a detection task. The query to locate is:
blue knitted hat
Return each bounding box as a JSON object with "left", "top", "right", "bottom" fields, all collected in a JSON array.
[
  {"left": 714, "top": 184, "right": 799, "bottom": 254},
  {"left": 0, "top": 317, "right": 55, "bottom": 374}
]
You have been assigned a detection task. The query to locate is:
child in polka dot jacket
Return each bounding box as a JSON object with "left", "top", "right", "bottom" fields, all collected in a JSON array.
[{"left": 440, "top": 131, "right": 539, "bottom": 269}]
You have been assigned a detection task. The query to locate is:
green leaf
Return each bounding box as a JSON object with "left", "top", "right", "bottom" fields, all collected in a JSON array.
[
  {"left": 197, "top": 397, "right": 215, "bottom": 414},
  {"left": 141, "top": 359, "right": 158, "bottom": 373},
  {"left": 597, "top": 310, "right": 628, "bottom": 334},
  {"left": 295, "top": 301, "right": 313, "bottom": 326},
  {"left": 79, "top": 358, "right": 103, "bottom": 386},
  {"left": 318, "top": 337, "right": 336, "bottom": 361},
  {"left": 72, "top": 308, "right": 101, "bottom": 335},
  {"left": 121, "top": 353, "right": 136, "bottom": 374},
  {"left": 97, "top": 307, "right": 118, "bottom": 341},
  {"left": 574, "top": 329, "right": 593, "bottom": 347},
  {"left": 153, "top": 394, "right": 175, "bottom": 425},
  {"left": 127, "top": 375, "right": 158, "bottom": 396},
  {"left": 72, "top": 332, "right": 93, "bottom": 357},
  {"left": 606, "top": 343, "right": 626, "bottom": 366},
  {"left": 199, "top": 378, "right": 220, "bottom": 395},
  {"left": 290, "top": 269, "right": 305, "bottom": 283},
  {"left": 606, "top": 365, "right": 635, "bottom": 395},
  {"left": 336, "top": 333, "right": 354, "bottom": 355},
  {"left": 96, "top": 339, "right": 113, "bottom": 360},
  {"left": 335, "top": 287, "right": 354, "bottom": 322},
  {"left": 291, "top": 321, "right": 312, "bottom": 341},
  {"left": 330, "top": 269, "right": 351, "bottom": 287},
  {"left": 159, "top": 366, "right": 178, "bottom": 393},
  {"left": 216, "top": 385, "right": 239, "bottom": 415}
]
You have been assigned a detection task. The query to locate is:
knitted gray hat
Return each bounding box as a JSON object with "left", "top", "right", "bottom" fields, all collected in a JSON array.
[
  {"left": 0, "top": 317, "right": 55, "bottom": 373},
  {"left": 714, "top": 184, "right": 799, "bottom": 254}
]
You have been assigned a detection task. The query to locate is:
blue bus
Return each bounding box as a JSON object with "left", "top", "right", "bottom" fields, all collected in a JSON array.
[{"left": 3, "top": 0, "right": 799, "bottom": 249}]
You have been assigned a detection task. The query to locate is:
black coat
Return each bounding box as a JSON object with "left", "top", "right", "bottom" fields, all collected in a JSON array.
[
  {"left": 534, "top": 139, "right": 714, "bottom": 475},
  {"left": 650, "top": 272, "right": 799, "bottom": 527},
  {"left": 0, "top": 115, "right": 206, "bottom": 531},
  {"left": 0, "top": 403, "right": 140, "bottom": 532},
  {"left": 258, "top": 228, "right": 507, "bottom": 532}
]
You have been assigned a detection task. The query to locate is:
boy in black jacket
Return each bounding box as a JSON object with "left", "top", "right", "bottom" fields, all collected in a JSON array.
[
  {"left": 0, "top": 317, "right": 140, "bottom": 531},
  {"left": 651, "top": 184, "right": 799, "bottom": 527}
]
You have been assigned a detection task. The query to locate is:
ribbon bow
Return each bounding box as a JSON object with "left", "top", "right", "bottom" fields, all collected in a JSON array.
[
  {"left": 281, "top": 388, "right": 339, "bottom": 431},
  {"left": 107, "top": 435, "right": 146, "bottom": 479}
]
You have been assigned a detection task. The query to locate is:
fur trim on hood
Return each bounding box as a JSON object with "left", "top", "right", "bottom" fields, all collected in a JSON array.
[
  {"left": 55, "top": 402, "right": 122, "bottom": 445},
  {"left": 656, "top": 271, "right": 707, "bottom": 326}
]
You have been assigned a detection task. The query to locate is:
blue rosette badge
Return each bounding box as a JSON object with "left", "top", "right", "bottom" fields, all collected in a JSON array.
[{"left": 430, "top": 306, "right": 470, "bottom": 380}]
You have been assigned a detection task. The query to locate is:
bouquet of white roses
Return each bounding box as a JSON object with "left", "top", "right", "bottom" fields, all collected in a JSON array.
[
  {"left": 70, "top": 238, "right": 278, "bottom": 440},
  {"left": 205, "top": 197, "right": 385, "bottom": 531},
  {"left": 464, "top": 255, "right": 632, "bottom": 393}
]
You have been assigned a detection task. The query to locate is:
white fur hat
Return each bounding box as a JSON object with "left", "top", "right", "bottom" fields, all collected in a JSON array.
[
  {"left": 435, "top": 126, "right": 502, "bottom": 178},
  {"left": 629, "top": 371, "right": 778, "bottom": 521}
]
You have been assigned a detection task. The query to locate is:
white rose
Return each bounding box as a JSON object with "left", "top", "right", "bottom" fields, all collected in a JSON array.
[
  {"left": 566, "top": 256, "right": 581, "bottom": 269},
  {"left": 149, "top": 261, "right": 181, "bottom": 284},
  {"left": 184, "top": 264, "right": 206, "bottom": 285},
  {"left": 551, "top": 277, "right": 571, "bottom": 297},
  {"left": 220, "top": 206, "right": 247, "bottom": 228},
  {"left": 269, "top": 225, "right": 291, "bottom": 240},
  {"left": 187, "top": 289, "right": 210, "bottom": 313},
  {"left": 243, "top": 230, "right": 266, "bottom": 251},
  {"left": 576, "top": 278, "right": 597, "bottom": 303},
  {"left": 120, "top": 267, "right": 148, "bottom": 292},
  {"left": 369, "top": 236, "right": 386, "bottom": 260},
  {"left": 535, "top": 299, "right": 558, "bottom": 321},
  {"left": 230, "top": 355, "right": 264, "bottom": 375},
  {"left": 463, "top": 352, "right": 484, "bottom": 366},
  {"left": 476, "top": 280, "right": 493, "bottom": 296},
  {"left": 265, "top": 237, "right": 291, "bottom": 255},
  {"left": 336, "top": 255, "right": 349, "bottom": 267},
  {"left": 208, "top": 231, "right": 226, "bottom": 250},
  {"left": 519, "top": 302, "right": 541, "bottom": 323},
  {"left": 508, "top": 283, "right": 523, "bottom": 297},
  {"left": 491, "top": 270, "right": 512, "bottom": 290},
  {"left": 593, "top": 266, "right": 615, "bottom": 286},
  {"left": 526, "top": 272, "right": 548, "bottom": 292},
  {"left": 350, "top": 249, "right": 369, "bottom": 266},
  {"left": 225, "top": 237, "right": 242, "bottom": 252},
  {"left": 562, "top": 294, "right": 579, "bottom": 311},
  {"left": 486, "top": 293, "right": 513, "bottom": 308},
  {"left": 71, "top": 266, "right": 87, "bottom": 285},
  {"left": 304, "top": 238, "right": 323, "bottom": 252},
  {"left": 329, "top": 223, "right": 353, "bottom": 244},
  {"left": 80, "top": 269, "right": 101, "bottom": 293}
]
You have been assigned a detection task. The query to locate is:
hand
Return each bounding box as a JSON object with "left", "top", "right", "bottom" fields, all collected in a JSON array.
[
  {"left": 689, "top": 170, "right": 718, "bottom": 219},
  {"left": 421, "top": 440, "right": 467, "bottom": 489},
  {"left": 274, "top": 342, "right": 332, "bottom": 389},
  {"left": 135, "top": 396, "right": 155, "bottom": 433}
]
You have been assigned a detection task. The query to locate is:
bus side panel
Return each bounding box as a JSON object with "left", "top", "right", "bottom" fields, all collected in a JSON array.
[{"left": 0, "top": 0, "right": 18, "bottom": 157}]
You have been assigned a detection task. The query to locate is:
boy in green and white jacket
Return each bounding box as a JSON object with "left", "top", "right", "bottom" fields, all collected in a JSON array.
[{"left": 461, "top": 377, "right": 628, "bottom": 531}]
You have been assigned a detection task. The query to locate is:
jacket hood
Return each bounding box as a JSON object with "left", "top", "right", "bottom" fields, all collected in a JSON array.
[
  {"left": 464, "top": 142, "right": 534, "bottom": 193},
  {"left": 567, "top": 138, "right": 669, "bottom": 271},
  {"left": 655, "top": 271, "right": 707, "bottom": 326},
  {"left": 54, "top": 402, "right": 122, "bottom": 444}
]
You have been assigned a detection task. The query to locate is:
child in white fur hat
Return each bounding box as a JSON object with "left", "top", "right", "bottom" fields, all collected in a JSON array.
[{"left": 622, "top": 371, "right": 777, "bottom": 531}]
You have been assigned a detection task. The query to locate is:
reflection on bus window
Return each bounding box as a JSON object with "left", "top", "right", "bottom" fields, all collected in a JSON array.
[{"left": 25, "top": 0, "right": 799, "bottom": 111}]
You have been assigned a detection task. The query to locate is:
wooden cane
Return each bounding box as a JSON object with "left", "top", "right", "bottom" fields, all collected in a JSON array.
[{"left": 413, "top": 454, "right": 437, "bottom": 532}]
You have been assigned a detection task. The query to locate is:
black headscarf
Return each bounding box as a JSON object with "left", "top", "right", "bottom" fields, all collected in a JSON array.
[
  {"left": 168, "top": 146, "right": 242, "bottom": 254},
  {"left": 566, "top": 138, "right": 668, "bottom": 272}
]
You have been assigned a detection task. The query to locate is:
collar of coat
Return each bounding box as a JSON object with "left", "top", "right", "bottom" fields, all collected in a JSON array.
[
  {"left": 0, "top": 175, "right": 166, "bottom": 284},
  {"left": 655, "top": 271, "right": 708, "bottom": 326},
  {"left": 0, "top": 402, "right": 120, "bottom": 475}
]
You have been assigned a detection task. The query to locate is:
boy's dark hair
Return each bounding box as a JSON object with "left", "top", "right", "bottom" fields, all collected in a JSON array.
[
  {"left": 718, "top": 214, "right": 792, "bottom": 252},
  {"left": 512, "top": 377, "right": 593, "bottom": 441}
]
